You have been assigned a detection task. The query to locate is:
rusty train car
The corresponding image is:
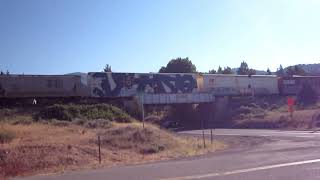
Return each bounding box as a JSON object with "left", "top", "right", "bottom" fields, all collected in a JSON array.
[
  {"left": 0, "top": 72, "right": 318, "bottom": 103},
  {"left": 279, "top": 76, "right": 320, "bottom": 95},
  {"left": 0, "top": 74, "right": 89, "bottom": 102}
]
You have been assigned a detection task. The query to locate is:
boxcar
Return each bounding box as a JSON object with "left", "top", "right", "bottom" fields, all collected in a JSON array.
[
  {"left": 279, "top": 76, "right": 320, "bottom": 95},
  {"left": 0, "top": 74, "right": 89, "bottom": 98},
  {"left": 202, "top": 74, "right": 279, "bottom": 96}
]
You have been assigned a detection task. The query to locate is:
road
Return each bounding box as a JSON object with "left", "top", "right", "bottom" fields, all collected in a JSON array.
[{"left": 17, "top": 129, "right": 320, "bottom": 180}]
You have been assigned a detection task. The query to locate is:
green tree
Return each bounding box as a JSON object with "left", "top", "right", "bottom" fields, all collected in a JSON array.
[
  {"left": 237, "top": 61, "right": 256, "bottom": 75},
  {"left": 266, "top": 68, "right": 272, "bottom": 75},
  {"left": 208, "top": 68, "right": 216, "bottom": 74},
  {"left": 276, "top": 65, "right": 285, "bottom": 77},
  {"left": 237, "top": 61, "right": 249, "bottom": 75},
  {"left": 222, "top": 67, "right": 233, "bottom": 74},
  {"left": 217, "top": 66, "right": 223, "bottom": 74},
  {"left": 158, "top": 57, "right": 196, "bottom": 73},
  {"left": 103, "top": 64, "right": 112, "bottom": 72}
]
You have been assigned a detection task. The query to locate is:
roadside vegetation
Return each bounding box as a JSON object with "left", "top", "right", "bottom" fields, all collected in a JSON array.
[{"left": 0, "top": 104, "right": 225, "bottom": 179}]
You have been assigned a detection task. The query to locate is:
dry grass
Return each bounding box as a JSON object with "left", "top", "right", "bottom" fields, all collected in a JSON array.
[
  {"left": 0, "top": 122, "right": 225, "bottom": 178},
  {"left": 233, "top": 109, "right": 320, "bottom": 130}
]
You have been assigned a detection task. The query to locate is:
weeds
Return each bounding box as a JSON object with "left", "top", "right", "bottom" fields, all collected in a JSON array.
[
  {"left": 99, "top": 125, "right": 173, "bottom": 154},
  {"left": 0, "top": 128, "right": 15, "bottom": 144}
]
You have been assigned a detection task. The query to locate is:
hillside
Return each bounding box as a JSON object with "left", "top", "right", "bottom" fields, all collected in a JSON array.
[
  {"left": 0, "top": 105, "right": 225, "bottom": 178},
  {"left": 286, "top": 63, "right": 320, "bottom": 75}
]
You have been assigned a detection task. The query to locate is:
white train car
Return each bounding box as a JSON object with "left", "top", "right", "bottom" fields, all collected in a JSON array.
[{"left": 202, "top": 74, "right": 279, "bottom": 96}]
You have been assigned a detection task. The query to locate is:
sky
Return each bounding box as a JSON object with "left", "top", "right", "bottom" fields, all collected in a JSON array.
[{"left": 1, "top": 0, "right": 320, "bottom": 74}]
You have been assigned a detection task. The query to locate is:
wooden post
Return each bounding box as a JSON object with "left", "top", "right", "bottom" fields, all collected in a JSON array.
[
  {"left": 98, "top": 135, "right": 101, "bottom": 164},
  {"left": 210, "top": 128, "right": 213, "bottom": 144},
  {"left": 140, "top": 94, "right": 145, "bottom": 129},
  {"left": 209, "top": 106, "right": 213, "bottom": 144},
  {"left": 201, "top": 118, "right": 206, "bottom": 148}
]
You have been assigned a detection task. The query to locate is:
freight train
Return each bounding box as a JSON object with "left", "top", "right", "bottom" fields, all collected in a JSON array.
[{"left": 0, "top": 72, "right": 317, "bottom": 103}]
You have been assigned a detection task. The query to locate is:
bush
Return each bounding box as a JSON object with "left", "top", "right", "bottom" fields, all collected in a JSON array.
[
  {"left": 36, "top": 105, "right": 74, "bottom": 121},
  {"left": 237, "top": 106, "right": 251, "bottom": 114},
  {"left": 36, "top": 104, "right": 133, "bottom": 123},
  {"left": 84, "top": 119, "right": 112, "bottom": 129},
  {"left": 0, "top": 129, "right": 15, "bottom": 144},
  {"left": 297, "top": 83, "right": 318, "bottom": 105}
]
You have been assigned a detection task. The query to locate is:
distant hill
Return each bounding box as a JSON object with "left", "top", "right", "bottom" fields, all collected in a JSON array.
[
  {"left": 231, "top": 68, "right": 270, "bottom": 75},
  {"left": 285, "top": 63, "right": 320, "bottom": 76},
  {"left": 232, "top": 63, "right": 320, "bottom": 76}
]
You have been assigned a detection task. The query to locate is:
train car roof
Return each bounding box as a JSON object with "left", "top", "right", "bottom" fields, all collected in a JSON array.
[
  {"left": 285, "top": 75, "right": 320, "bottom": 78},
  {"left": 88, "top": 72, "right": 198, "bottom": 75},
  {"left": 88, "top": 72, "right": 278, "bottom": 77},
  {"left": 0, "top": 74, "right": 81, "bottom": 77}
]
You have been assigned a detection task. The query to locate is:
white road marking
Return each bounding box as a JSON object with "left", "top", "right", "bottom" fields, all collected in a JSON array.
[{"left": 161, "top": 158, "right": 320, "bottom": 180}]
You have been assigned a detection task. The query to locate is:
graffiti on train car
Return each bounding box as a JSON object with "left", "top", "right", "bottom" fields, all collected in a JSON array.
[{"left": 91, "top": 73, "right": 197, "bottom": 97}]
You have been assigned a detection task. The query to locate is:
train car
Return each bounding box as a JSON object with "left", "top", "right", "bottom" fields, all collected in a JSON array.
[
  {"left": 88, "top": 72, "right": 199, "bottom": 97},
  {"left": 202, "top": 74, "right": 279, "bottom": 96},
  {"left": 279, "top": 76, "right": 320, "bottom": 95},
  {"left": 0, "top": 74, "right": 89, "bottom": 98}
]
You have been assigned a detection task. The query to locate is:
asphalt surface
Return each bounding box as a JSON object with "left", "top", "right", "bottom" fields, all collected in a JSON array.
[{"left": 16, "top": 129, "right": 320, "bottom": 180}]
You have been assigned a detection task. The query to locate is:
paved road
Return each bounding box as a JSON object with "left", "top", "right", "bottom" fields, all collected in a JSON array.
[{"left": 17, "top": 129, "right": 320, "bottom": 180}]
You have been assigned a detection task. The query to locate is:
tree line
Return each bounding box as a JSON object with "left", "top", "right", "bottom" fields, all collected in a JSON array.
[
  {"left": 158, "top": 57, "right": 306, "bottom": 76},
  {"left": 103, "top": 57, "right": 307, "bottom": 76}
]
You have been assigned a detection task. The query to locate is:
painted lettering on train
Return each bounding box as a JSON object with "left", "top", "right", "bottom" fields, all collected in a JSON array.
[{"left": 90, "top": 73, "right": 197, "bottom": 97}]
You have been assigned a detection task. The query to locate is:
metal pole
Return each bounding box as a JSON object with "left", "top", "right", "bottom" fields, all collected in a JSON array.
[{"left": 98, "top": 135, "right": 101, "bottom": 164}]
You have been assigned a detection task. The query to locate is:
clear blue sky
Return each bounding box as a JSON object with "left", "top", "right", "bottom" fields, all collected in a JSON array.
[{"left": 1, "top": 0, "right": 320, "bottom": 74}]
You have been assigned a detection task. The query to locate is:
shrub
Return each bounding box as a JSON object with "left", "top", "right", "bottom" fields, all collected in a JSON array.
[
  {"left": 0, "top": 129, "right": 15, "bottom": 144},
  {"left": 0, "top": 108, "right": 15, "bottom": 117},
  {"left": 36, "top": 104, "right": 73, "bottom": 121},
  {"left": 144, "top": 115, "right": 161, "bottom": 124},
  {"left": 36, "top": 104, "right": 133, "bottom": 123},
  {"left": 237, "top": 106, "right": 251, "bottom": 114},
  {"left": 269, "top": 104, "right": 279, "bottom": 111},
  {"left": 84, "top": 119, "right": 112, "bottom": 129}
]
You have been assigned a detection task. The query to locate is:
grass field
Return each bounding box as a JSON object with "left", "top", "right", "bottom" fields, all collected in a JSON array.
[{"left": 0, "top": 121, "right": 225, "bottom": 178}]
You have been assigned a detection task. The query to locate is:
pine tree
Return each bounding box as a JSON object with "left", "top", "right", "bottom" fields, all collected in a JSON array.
[{"left": 266, "top": 68, "right": 272, "bottom": 75}]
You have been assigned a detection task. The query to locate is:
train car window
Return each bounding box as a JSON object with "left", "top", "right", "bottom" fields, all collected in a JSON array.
[
  {"left": 47, "top": 80, "right": 52, "bottom": 88},
  {"left": 58, "top": 80, "right": 63, "bottom": 88},
  {"left": 283, "top": 80, "right": 295, "bottom": 85},
  {"left": 54, "top": 80, "right": 58, "bottom": 88}
]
